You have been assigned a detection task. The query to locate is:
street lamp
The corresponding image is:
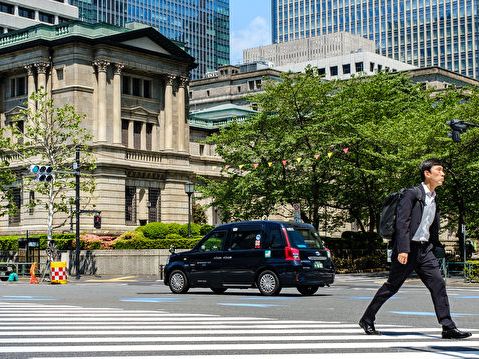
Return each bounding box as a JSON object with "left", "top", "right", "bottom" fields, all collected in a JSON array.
[{"left": 184, "top": 182, "right": 195, "bottom": 237}]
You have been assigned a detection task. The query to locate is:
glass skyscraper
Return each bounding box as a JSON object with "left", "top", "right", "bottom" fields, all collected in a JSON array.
[
  {"left": 272, "top": 0, "right": 479, "bottom": 79},
  {"left": 70, "top": 0, "right": 229, "bottom": 79}
]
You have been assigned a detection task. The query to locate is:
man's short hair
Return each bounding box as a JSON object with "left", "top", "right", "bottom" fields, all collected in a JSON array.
[{"left": 420, "top": 158, "right": 443, "bottom": 181}]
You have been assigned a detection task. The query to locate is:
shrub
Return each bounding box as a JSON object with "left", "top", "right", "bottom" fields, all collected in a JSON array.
[
  {"left": 0, "top": 236, "right": 18, "bottom": 250},
  {"left": 178, "top": 223, "right": 201, "bottom": 237},
  {"left": 465, "top": 260, "right": 479, "bottom": 282},
  {"left": 116, "top": 231, "right": 146, "bottom": 241},
  {"left": 112, "top": 237, "right": 201, "bottom": 250},
  {"left": 141, "top": 222, "right": 170, "bottom": 239},
  {"left": 166, "top": 233, "right": 183, "bottom": 240},
  {"left": 200, "top": 224, "right": 214, "bottom": 235}
]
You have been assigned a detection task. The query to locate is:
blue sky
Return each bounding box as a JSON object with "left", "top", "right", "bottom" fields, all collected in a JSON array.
[{"left": 230, "top": 0, "right": 271, "bottom": 65}]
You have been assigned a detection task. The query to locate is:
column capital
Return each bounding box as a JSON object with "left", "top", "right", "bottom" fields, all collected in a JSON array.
[
  {"left": 114, "top": 63, "right": 125, "bottom": 75},
  {"left": 178, "top": 76, "right": 189, "bottom": 87},
  {"left": 166, "top": 74, "right": 176, "bottom": 86},
  {"left": 93, "top": 59, "right": 110, "bottom": 72},
  {"left": 24, "top": 64, "right": 35, "bottom": 76},
  {"left": 34, "top": 62, "right": 49, "bottom": 74}
]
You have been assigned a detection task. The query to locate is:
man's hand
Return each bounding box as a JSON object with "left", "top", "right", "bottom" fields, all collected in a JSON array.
[{"left": 398, "top": 252, "right": 408, "bottom": 265}]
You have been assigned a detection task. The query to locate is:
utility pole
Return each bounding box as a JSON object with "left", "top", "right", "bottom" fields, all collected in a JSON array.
[{"left": 74, "top": 147, "right": 81, "bottom": 279}]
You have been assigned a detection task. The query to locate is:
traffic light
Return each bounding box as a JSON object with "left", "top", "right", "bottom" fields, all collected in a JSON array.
[
  {"left": 29, "top": 165, "right": 54, "bottom": 182},
  {"left": 93, "top": 214, "right": 101, "bottom": 229}
]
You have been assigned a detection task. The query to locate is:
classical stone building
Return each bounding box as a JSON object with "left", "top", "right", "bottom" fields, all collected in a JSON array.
[{"left": 0, "top": 21, "right": 223, "bottom": 234}]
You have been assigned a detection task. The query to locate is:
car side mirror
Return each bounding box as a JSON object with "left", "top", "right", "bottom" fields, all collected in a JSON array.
[{"left": 169, "top": 245, "right": 176, "bottom": 254}]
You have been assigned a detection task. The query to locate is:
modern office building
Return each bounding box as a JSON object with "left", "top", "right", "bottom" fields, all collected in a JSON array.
[
  {"left": 70, "top": 0, "right": 230, "bottom": 80},
  {"left": 0, "top": 0, "right": 78, "bottom": 33},
  {"left": 271, "top": 0, "right": 479, "bottom": 79}
]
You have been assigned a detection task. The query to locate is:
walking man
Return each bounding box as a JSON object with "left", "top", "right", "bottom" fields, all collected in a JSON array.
[{"left": 359, "top": 158, "right": 471, "bottom": 339}]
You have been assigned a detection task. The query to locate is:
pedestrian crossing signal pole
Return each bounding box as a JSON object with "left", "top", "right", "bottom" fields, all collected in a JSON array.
[{"left": 74, "top": 147, "right": 81, "bottom": 280}]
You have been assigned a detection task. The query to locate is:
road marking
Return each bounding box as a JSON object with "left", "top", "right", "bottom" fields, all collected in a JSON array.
[
  {"left": 391, "top": 311, "right": 479, "bottom": 317},
  {"left": 217, "top": 303, "right": 286, "bottom": 308},
  {"left": 120, "top": 297, "right": 184, "bottom": 303},
  {"left": 84, "top": 276, "right": 138, "bottom": 282}
]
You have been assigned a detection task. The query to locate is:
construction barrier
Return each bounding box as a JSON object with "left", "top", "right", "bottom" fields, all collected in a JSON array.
[{"left": 50, "top": 261, "right": 67, "bottom": 284}]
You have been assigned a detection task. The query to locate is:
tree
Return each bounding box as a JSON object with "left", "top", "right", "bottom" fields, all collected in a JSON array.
[
  {"left": 199, "top": 70, "right": 479, "bottom": 237},
  {"left": 0, "top": 132, "right": 16, "bottom": 217},
  {"left": 6, "top": 90, "right": 96, "bottom": 245}
]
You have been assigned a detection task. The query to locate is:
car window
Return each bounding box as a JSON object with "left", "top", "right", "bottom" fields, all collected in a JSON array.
[
  {"left": 198, "top": 230, "right": 228, "bottom": 252},
  {"left": 295, "top": 228, "right": 324, "bottom": 249},
  {"left": 226, "top": 227, "right": 264, "bottom": 251},
  {"left": 270, "top": 228, "right": 284, "bottom": 248}
]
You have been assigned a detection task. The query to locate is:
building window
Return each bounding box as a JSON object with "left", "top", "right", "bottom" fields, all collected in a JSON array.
[
  {"left": 377, "top": 64, "right": 383, "bottom": 72},
  {"left": 133, "top": 122, "right": 141, "bottom": 150},
  {"left": 18, "top": 7, "right": 35, "bottom": 19},
  {"left": 206, "top": 90, "right": 210, "bottom": 96},
  {"left": 8, "top": 187, "right": 21, "bottom": 226},
  {"left": 122, "top": 76, "right": 131, "bottom": 94},
  {"left": 56, "top": 68, "right": 64, "bottom": 81},
  {"left": 143, "top": 80, "right": 151, "bottom": 98},
  {"left": 10, "top": 76, "right": 27, "bottom": 98},
  {"left": 330, "top": 66, "right": 338, "bottom": 76},
  {"left": 317, "top": 68, "right": 326, "bottom": 76},
  {"left": 132, "top": 78, "right": 141, "bottom": 96},
  {"left": 342, "top": 64, "right": 351, "bottom": 74},
  {"left": 370, "top": 62, "right": 375, "bottom": 72},
  {"left": 121, "top": 119, "right": 129, "bottom": 147},
  {"left": 248, "top": 80, "right": 254, "bottom": 90},
  {"left": 122, "top": 75, "right": 152, "bottom": 98},
  {"left": 237, "top": 86, "right": 241, "bottom": 93},
  {"left": 39, "top": 12, "right": 55, "bottom": 24},
  {"left": 0, "top": 3, "right": 14, "bottom": 14},
  {"left": 355, "top": 62, "right": 364, "bottom": 72},
  {"left": 147, "top": 188, "right": 160, "bottom": 223},
  {"left": 255, "top": 79, "right": 262, "bottom": 89},
  {"left": 29, "top": 191, "right": 34, "bottom": 215},
  {"left": 125, "top": 186, "right": 137, "bottom": 225},
  {"left": 189, "top": 91, "right": 192, "bottom": 99}
]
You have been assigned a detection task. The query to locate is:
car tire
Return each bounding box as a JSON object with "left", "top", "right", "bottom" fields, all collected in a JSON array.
[
  {"left": 168, "top": 270, "right": 189, "bottom": 294},
  {"left": 210, "top": 287, "right": 227, "bottom": 294},
  {"left": 257, "top": 270, "right": 281, "bottom": 296},
  {"left": 296, "top": 285, "right": 319, "bottom": 296}
]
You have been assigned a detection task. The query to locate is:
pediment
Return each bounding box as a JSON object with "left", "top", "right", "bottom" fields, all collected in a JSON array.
[
  {"left": 122, "top": 106, "right": 159, "bottom": 123},
  {"left": 120, "top": 37, "right": 172, "bottom": 55}
]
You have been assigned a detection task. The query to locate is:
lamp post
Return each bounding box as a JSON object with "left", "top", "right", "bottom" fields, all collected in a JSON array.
[{"left": 184, "top": 182, "right": 195, "bottom": 237}]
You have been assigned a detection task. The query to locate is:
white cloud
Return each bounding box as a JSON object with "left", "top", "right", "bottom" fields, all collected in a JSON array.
[{"left": 230, "top": 16, "right": 271, "bottom": 65}]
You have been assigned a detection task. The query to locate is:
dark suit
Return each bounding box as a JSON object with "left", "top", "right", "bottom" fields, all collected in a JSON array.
[{"left": 361, "top": 185, "right": 455, "bottom": 329}]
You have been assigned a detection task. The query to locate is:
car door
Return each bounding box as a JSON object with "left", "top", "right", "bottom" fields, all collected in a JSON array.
[
  {"left": 222, "top": 224, "right": 266, "bottom": 285},
  {"left": 187, "top": 229, "right": 228, "bottom": 287}
]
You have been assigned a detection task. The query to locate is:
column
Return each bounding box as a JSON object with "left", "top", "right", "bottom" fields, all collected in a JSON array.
[
  {"left": 164, "top": 75, "right": 175, "bottom": 150},
  {"left": 140, "top": 122, "right": 147, "bottom": 151},
  {"left": 128, "top": 120, "right": 134, "bottom": 148},
  {"left": 35, "top": 62, "right": 48, "bottom": 91},
  {"left": 112, "top": 63, "right": 124, "bottom": 145},
  {"left": 24, "top": 65, "right": 36, "bottom": 113},
  {"left": 93, "top": 59, "right": 109, "bottom": 142},
  {"left": 177, "top": 76, "right": 188, "bottom": 152}
]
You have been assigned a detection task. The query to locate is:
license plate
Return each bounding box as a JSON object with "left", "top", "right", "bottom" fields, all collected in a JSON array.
[{"left": 313, "top": 261, "right": 323, "bottom": 269}]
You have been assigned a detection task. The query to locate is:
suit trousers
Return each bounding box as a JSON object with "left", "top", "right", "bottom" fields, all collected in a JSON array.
[{"left": 361, "top": 241, "right": 455, "bottom": 329}]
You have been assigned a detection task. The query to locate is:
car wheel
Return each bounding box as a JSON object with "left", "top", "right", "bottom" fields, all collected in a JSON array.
[
  {"left": 210, "top": 287, "right": 227, "bottom": 294},
  {"left": 257, "top": 270, "right": 281, "bottom": 296},
  {"left": 296, "top": 285, "right": 319, "bottom": 296},
  {"left": 168, "top": 270, "right": 189, "bottom": 294}
]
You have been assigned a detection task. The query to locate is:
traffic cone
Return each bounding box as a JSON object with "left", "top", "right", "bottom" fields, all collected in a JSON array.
[{"left": 29, "top": 262, "right": 39, "bottom": 284}]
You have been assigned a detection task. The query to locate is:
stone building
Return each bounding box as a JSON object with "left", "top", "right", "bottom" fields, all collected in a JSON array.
[{"left": 0, "top": 21, "right": 223, "bottom": 234}]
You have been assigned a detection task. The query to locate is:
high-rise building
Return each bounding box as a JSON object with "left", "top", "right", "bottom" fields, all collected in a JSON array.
[
  {"left": 70, "top": 0, "right": 230, "bottom": 79},
  {"left": 0, "top": 0, "right": 78, "bottom": 33},
  {"left": 271, "top": 0, "right": 479, "bottom": 79}
]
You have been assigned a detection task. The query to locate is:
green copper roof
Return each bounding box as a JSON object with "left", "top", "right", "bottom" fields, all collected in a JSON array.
[
  {"left": 189, "top": 104, "right": 256, "bottom": 129},
  {"left": 0, "top": 21, "right": 145, "bottom": 49}
]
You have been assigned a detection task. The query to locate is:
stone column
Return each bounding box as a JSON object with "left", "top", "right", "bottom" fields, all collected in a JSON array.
[
  {"left": 24, "top": 65, "right": 36, "bottom": 113},
  {"left": 93, "top": 59, "right": 110, "bottom": 142},
  {"left": 35, "top": 62, "right": 48, "bottom": 91},
  {"left": 177, "top": 76, "right": 188, "bottom": 152},
  {"left": 140, "top": 122, "right": 147, "bottom": 151},
  {"left": 112, "top": 63, "right": 124, "bottom": 145},
  {"left": 128, "top": 120, "right": 134, "bottom": 149},
  {"left": 164, "top": 75, "right": 175, "bottom": 150}
]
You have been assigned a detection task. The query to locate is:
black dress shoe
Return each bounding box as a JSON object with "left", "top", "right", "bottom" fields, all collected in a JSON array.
[
  {"left": 442, "top": 328, "right": 472, "bottom": 339},
  {"left": 359, "top": 319, "right": 381, "bottom": 335}
]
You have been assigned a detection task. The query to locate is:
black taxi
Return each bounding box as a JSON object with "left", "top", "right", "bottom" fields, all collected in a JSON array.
[{"left": 164, "top": 220, "right": 335, "bottom": 296}]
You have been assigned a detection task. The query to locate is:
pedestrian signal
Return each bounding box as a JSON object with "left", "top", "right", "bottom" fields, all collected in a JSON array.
[
  {"left": 30, "top": 165, "right": 54, "bottom": 182},
  {"left": 93, "top": 214, "right": 101, "bottom": 229}
]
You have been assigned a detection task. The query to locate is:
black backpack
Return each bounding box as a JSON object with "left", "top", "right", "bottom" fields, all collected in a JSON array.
[{"left": 379, "top": 187, "right": 421, "bottom": 240}]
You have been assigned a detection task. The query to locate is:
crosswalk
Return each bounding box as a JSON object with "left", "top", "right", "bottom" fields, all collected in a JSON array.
[{"left": 0, "top": 301, "right": 478, "bottom": 358}]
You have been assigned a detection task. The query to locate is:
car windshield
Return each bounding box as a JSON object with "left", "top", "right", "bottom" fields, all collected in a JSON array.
[{"left": 289, "top": 227, "right": 324, "bottom": 249}]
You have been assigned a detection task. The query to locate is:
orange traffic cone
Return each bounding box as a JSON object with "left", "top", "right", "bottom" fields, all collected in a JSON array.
[{"left": 29, "top": 262, "right": 39, "bottom": 284}]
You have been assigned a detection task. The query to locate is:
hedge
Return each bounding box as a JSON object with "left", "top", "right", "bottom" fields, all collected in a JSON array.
[
  {"left": 140, "top": 222, "right": 210, "bottom": 239},
  {"left": 465, "top": 260, "right": 479, "bottom": 282},
  {"left": 112, "top": 237, "right": 201, "bottom": 250}
]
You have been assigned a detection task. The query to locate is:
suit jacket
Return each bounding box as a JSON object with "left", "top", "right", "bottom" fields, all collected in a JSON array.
[{"left": 393, "top": 184, "right": 441, "bottom": 253}]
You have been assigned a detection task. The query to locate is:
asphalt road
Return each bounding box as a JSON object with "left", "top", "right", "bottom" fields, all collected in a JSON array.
[{"left": 0, "top": 273, "right": 478, "bottom": 358}]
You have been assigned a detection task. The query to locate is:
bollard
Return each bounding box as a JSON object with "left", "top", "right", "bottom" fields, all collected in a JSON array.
[
  {"left": 29, "top": 262, "right": 39, "bottom": 284},
  {"left": 50, "top": 261, "right": 67, "bottom": 284}
]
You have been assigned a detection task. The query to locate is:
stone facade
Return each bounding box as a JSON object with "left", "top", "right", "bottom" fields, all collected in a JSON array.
[{"left": 0, "top": 21, "right": 223, "bottom": 235}]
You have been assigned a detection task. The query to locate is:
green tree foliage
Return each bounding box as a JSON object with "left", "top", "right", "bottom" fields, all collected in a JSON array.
[
  {"left": 0, "top": 132, "right": 16, "bottom": 217},
  {"left": 199, "top": 70, "right": 479, "bottom": 238},
  {"left": 5, "top": 90, "right": 96, "bottom": 242}
]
